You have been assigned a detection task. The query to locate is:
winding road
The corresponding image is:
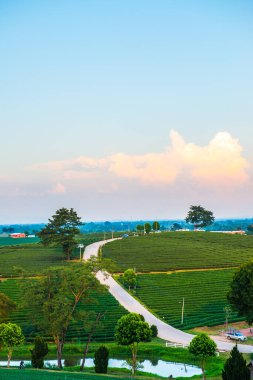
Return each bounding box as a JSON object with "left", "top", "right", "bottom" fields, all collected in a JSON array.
[{"left": 83, "top": 238, "right": 253, "bottom": 354}]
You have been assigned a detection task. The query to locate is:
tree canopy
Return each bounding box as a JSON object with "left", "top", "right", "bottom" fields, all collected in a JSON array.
[
  {"left": 144, "top": 223, "right": 151, "bottom": 234},
  {"left": 22, "top": 261, "right": 105, "bottom": 368},
  {"left": 123, "top": 269, "right": 136, "bottom": 290},
  {"left": 185, "top": 205, "right": 215, "bottom": 229},
  {"left": 115, "top": 313, "right": 152, "bottom": 374},
  {"left": 38, "top": 207, "right": 82, "bottom": 260},
  {"left": 0, "top": 293, "right": 16, "bottom": 319},
  {"left": 188, "top": 333, "right": 217, "bottom": 380},
  {"left": 152, "top": 221, "right": 160, "bottom": 231},
  {"left": 227, "top": 261, "right": 253, "bottom": 324},
  {"left": 222, "top": 345, "right": 250, "bottom": 380}
]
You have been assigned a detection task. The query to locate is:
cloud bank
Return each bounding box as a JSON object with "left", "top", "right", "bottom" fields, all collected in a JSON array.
[{"left": 32, "top": 130, "right": 249, "bottom": 189}]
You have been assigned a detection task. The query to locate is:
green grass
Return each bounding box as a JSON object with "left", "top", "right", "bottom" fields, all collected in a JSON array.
[
  {"left": 0, "top": 279, "right": 127, "bottom": 342},
  {"left": 117, "top": 269, "right": 243, "bottom": 329},
  {"left": 103, "top": 232, "right": 253, "bottom": 272},
  {"left": 0, "top": 237, "right": 39, "bottom": 246}
]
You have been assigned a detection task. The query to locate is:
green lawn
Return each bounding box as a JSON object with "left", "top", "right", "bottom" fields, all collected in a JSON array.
[
  {"left": 103, "top": 232, "right": 253, "bottom": 272},
  {"left": 117, "top": 269, "right": 243, "bottom": 329}
]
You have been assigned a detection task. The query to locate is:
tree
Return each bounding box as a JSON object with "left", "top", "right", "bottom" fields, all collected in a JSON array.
[
  {"left": 170, "top": 223, "right": 182, "bottom": 231},
  {"left": 222, "top": 345, "right": 250, "bottom": 380},
  {"left": 152, "top": 221, "right": 160, "bottom": 231},
  {"left": 247, "top": 224, "right": 253, "bottom": 234},
  {"left": 185, "top": 205, "right": 215, "bottom": 229},
  {"left": 30, "top": 336, "right": 49, "bottom": 369},
  {"left": 150, "top": 324, "right": 158, "bottom": 338},
  {"left": 0, "top": 323, "right": 24, "bottom": 367},
  {"left": 123, "top": 269, "right": 136, "bottom": 291},
  {"left": 144, "top": 223, "right": 151, "bottom": 234},
  {"left": 38, "top": 207, "right": 82, "bottom": 260},
  {"left": 0, "top": 293, "right": 16, "bottom": 319},
  {"left": 227, "top": 261, "right": 253, "bottom": 324},
  {"left": 136, "top": 225, "right": 144, "bottom": 234},
  {"left": 94, "top": 345, "right": 109, "bottom": 373},
  {"left": 188, "top": 333, "right": 217, "bottom": 380},
  {"left": 115, "top": 313, "right": 152, "bottom": 375},
  {"left": 22, "top": 262, "right": 105, "bottom": 368}
]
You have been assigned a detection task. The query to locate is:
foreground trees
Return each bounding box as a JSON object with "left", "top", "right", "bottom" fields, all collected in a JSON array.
[
  {"left": 0, "top": 323, "right": 24, "bottom": 367},
  {"left": 38, "top": 208, "right": 82, "bottom": 260},
  {"left": 185, "top": 205, "right": 215, "bottom": 229},
  {"left": 222, "top": 345, "right": 250, "bottom": 380},
  {"left": 22, "top": 262, "right": 105, "bottom": 368},
  {"left": 227, "top": 261, "right": 253, "bottom": 324},
  {"left": 188, "top": 333, "right": 217, "bottom": 380},
  {"left": 115, "top": 313, "right": 152, "bottom": 375}
]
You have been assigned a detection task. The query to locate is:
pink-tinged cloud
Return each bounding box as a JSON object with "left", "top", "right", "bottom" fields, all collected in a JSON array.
[
  {"left": 49, "top": 183, "right": 66, "bottom": 194},
  {"left": 30, "top": 130, "right": 250, "bottom": 189}
]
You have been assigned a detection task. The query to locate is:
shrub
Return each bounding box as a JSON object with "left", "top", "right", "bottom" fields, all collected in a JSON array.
[
  {"left": 30, "top": 336, "right": 49, "bottom": 369},
  {"left": 94, "top": 345, "right": 109, "bottom": 373},
  {"left": 151, "top": 324, "right": 158, "bottom": 337}
]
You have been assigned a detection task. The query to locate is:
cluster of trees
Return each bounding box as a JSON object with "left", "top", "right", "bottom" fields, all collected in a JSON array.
[{"left": 136, "top": 221, "right": 160, "bottom": 234}]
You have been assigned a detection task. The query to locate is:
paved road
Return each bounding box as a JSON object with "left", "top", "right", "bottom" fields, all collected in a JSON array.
[{"left": 83, "top": 239, "right": 253, "bottom": 354}]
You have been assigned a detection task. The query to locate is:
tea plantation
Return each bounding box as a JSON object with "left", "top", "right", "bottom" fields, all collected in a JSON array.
[
  {"left": 118, "top": 269, "right": 243, "bottom": 329},
  {"left": 103, "top": 232, "right": 253, "bottom": 272}
]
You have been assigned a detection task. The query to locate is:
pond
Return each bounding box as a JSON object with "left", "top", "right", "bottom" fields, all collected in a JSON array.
[{"left": 0, "top": 358, "right": 202, "bottom": 378}]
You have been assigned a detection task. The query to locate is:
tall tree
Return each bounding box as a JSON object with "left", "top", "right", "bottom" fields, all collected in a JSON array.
[
  {"left": 188, "top": 333, "right": 217, "bottom": 380},
  {"left": 136, "top": 225, "right": 144, "bottom": 234},
  {"left": 227, "top": 261, "right": 253, "bottom": 324},
  {"left": 222, "top": 345, "right": 250, "bottom": 380},
  {"left": 22, "top": 262, "right": 105, "bottom": 368},
  {"left": 30, "top": 336, "right": 49, "bottom": 369},
  {"left": 38, "top": 207, "right": 82, "bottom": 260},
  {"left": 152, "top": 221, "right": 160, "bottom": 231},
  {"left": 185, "top": 205, "right": 215, "bottom": 229},
  {"left": 0, "top": 323, "right": 24, "bottom": 367},
  {"left": 115, "top": 313, "right": 152, "bottom": 375},
  {"left": 0, "top": 293, "right": 16, "bottom": 319}
]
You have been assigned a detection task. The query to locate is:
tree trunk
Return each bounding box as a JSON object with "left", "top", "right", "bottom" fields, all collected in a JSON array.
[
  {"left": 132, "top": 342, "right": 138, "bottom": 375},
  {"left": 55, "top": 338, "right": 64, "bottom": 369},
  {"left": 201, "top": 359, "right": 206, "bottom": 380},
  {"left": 7, "top": 350, "right": 12, "bottom": 368}
]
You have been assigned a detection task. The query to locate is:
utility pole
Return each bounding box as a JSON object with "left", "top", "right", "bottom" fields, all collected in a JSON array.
[
  {"left": 181, "top": 297, "right": 185, "bottom": 325},
  {"left": 112, "top": 230, "right": 114, "bottom": 239},
  {"left": 77, "top": 244, "right": 84, "bottom": 261}
]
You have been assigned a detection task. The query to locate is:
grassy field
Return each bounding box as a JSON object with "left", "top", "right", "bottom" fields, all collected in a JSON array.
[
  {"left": 117, "top": 269, "right": 243, "bottom": 329},
  {"left": 102, "top": 232, "right": 253, "bottom": 272},
  {"left": 0, "top": 237, "right": 39, "bottom": 246}
]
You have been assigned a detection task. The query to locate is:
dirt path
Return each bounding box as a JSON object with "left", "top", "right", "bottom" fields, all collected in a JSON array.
[{"left": 83, "top": 239, "right": 253, "bottom": 354}]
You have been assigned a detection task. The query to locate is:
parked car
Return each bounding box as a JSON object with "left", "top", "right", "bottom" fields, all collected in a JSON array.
[
  {"left": 122, "top": 234, "right": 129, "bottom": 238},
  {"left": 225, "top": 330, "right": 247, "bottom": 341}
]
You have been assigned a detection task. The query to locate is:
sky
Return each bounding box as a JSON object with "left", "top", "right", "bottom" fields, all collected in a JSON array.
[{"left": 0, "top": 0, "right": 253, "bottom": 223}]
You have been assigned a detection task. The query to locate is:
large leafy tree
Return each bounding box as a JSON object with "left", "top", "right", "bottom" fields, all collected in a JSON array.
[
  {"left": 115, "top": 313, "right": 152, "bottom": 375},
  {"left": 188, "top": 333, "right": 217, "bottom": 380},
  {"left": 0, "top": 293, "right": 16, "bottom": 319},
  {"left": 185, "top": 205, "right": 215, "bottom": 229},
  {"left": 222, "top": 345, "right": 250, "bottom": 380},
  {"left": 22, "top": 262, "right": 105, "bottom": 368},
  {"left": 0, "top": 323, "right": 25, "bottom": 367},
  {"left": 227, "top": 261, "right": 253, "bottom": 324},
  {"left": 38, "top": 207, "right": 82, "bottom": 260},
  {"left": 144, "top": 223, "right": 151, "bottom": 234},
  {"left": 152, "top": 221, "right": 160, "bottom": 231}
]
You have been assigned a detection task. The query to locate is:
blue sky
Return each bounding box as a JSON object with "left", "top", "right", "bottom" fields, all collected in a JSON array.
[{"left": 0, "top": 1, "right": 253, "bottom": 223}]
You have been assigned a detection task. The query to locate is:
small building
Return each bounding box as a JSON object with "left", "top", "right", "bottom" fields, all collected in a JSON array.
[{"left": 9, "top": 233, "right": 26, "bottom": 238}]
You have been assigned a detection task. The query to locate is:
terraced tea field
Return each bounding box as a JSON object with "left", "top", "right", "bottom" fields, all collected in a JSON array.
[
  {"left": 0, "top": 279, "right": 127, "bottom": 342},
  {"left": 0, "top": 234, "right": 105, "bottom": 277},
  {"left": 117, "top": 269, "right": 242, "bottom": 329},
  {"left": 103, "top": 232, "right": 253, "bottom": 272}
]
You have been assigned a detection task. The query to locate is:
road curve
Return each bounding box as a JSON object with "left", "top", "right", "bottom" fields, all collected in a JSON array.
[{"left": 83, "top": 239, "right": 253, "bottom": 354}]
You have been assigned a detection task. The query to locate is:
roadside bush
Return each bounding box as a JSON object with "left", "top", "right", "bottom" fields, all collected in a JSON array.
[
  {"left": 151, "top": 324, "right": 158, "bottom": 337},
  {"left": 94, "top": 345, "right": 109, "bottom": 373}
]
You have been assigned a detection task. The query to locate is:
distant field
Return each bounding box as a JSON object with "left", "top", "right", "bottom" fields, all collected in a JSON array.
[
  {"left": 117, "top": 269, "right": 242, "bottom": 330},
  {"left": 103, "top": 232, "right": 253, "bottom": 272},
  {"left": 0, "top": 279, "right": 127, "bottom": 342},
  {"left": 0, "top": 237, "right": 39, "bottom": 245},
  {"left": 0, "top": 234, "right": 105, "bottom": 277}
]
